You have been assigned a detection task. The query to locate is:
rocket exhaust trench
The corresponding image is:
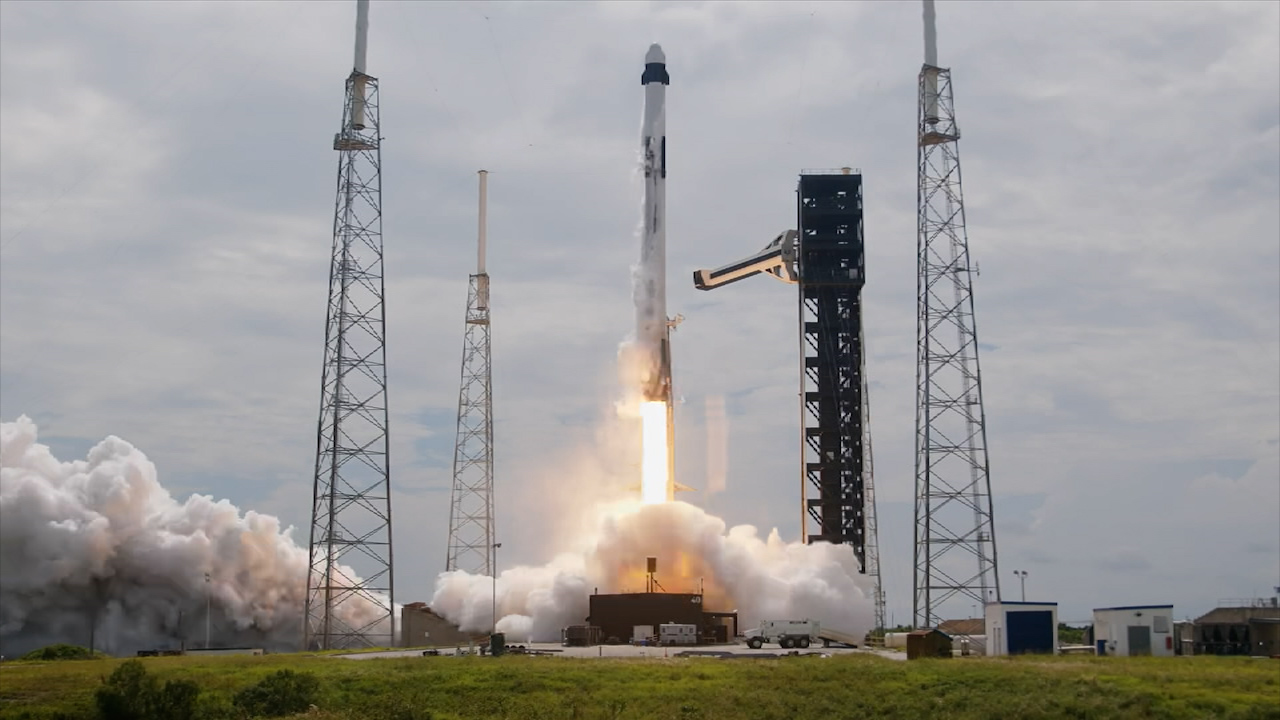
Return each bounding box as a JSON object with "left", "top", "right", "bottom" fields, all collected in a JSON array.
[{"left": 636, "top": 43, "right": 677, "bottom": 505}]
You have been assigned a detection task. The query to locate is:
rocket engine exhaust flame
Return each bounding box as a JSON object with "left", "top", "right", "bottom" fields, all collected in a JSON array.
[{"left": 640, "top": 401, "right": 670, "bottom": 504}]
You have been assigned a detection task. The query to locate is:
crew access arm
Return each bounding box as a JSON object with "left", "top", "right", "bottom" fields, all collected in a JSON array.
[{"left": 693, "top": 230, "right": 798, "bottom": 291}]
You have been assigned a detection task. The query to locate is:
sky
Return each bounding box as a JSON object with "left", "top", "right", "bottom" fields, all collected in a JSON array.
[{"left": 1, "top": 0, "right": 1277, "bottom": 627}]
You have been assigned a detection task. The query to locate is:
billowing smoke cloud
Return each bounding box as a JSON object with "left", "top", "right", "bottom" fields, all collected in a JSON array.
[
  {"left": 0, "top": 416, "right": 388, "bottom": 656},
  {"left": 429, "top": 500, "right": 874, "bottom": 643}
]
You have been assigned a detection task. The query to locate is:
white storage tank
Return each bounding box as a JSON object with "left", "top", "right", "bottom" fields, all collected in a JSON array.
[{"left": 1092, "top": 605, "right": 1174, "bottom": 657}]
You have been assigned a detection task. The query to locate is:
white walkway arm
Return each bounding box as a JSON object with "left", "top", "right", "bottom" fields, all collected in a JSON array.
[{"left": 693, "top": 230, "right": 798, "bottom": 291}]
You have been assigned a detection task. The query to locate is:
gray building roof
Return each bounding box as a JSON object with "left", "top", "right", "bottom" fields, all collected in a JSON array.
[{"left": 1194, "top": 606, "right": 1280, "bottom": 625}]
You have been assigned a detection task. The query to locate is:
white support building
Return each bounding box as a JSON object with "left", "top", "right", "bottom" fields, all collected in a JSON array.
[
  {"left": 1092, "top": 605, "right": 1174, "bottom": 657},
  {"left": 985, "top": 602, "right": 1058, "bottom": 656}
]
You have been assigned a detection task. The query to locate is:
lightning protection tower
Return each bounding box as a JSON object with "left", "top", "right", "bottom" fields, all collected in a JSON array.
[
  {"left": 305, "top": 0, "right": 395, "bottom": 651},
  {"left": 445, "top": 171, "right": 496, "bottom": 576},
  {"left": 913, "top": 0, "right": 1001, "bottom": 630}
]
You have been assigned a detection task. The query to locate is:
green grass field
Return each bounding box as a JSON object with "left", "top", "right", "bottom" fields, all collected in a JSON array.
[{"left": 1, "top": 652, "right": 1277, "bottom": 720}]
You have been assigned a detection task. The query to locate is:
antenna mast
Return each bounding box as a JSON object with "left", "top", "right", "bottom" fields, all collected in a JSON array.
[{"left": 304, "top": 0, "right": 396, "bottom": 650}]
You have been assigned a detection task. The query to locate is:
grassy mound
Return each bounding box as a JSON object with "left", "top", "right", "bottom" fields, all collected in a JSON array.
[{"left": 18, "top": 644, "right": 108, "bottom": 661}]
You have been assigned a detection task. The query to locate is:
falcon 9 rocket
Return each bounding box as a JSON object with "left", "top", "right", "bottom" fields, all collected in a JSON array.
[
  {"left": 636, "top": 44, "right": 676, "bottom": 504},
  {"left": 637, "top": 43, "right": 671, "bottom": 406}
]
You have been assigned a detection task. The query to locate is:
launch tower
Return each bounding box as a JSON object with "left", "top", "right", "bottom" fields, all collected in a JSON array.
[
  {"left": 305, "top": 0, "right": 396, "bottom": 650},
  {"left": 691, "top": 169, "right": 885, "bottom": 634},
  {"left": 797, "top": 171, "right": 874, "bottom": 578},
  {"left": 912, "top": 0, "right": 1002, "bottom": 629},
  {"left": 445, "top": 171, "right": 496, "bottom": 576}
]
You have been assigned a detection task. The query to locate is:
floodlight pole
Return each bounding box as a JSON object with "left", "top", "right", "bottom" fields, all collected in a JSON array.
[
  {"left": 205, "top": 572, "right": 211, "bottom": 649},
  {"left": 491, "top": 542, "right": 502, "bottom": 636}
]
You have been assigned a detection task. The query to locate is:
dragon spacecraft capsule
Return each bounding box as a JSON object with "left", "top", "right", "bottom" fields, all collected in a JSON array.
[{"left": 637, "top": 43, "right": 672, "bottom": 405}]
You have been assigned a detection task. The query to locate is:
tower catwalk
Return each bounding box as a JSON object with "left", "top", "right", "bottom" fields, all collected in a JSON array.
[
  {"left": 305, "top": 0, "right": 395, "bottom": 650},
  {"left": 445, "top": 170, "right": 496, "bottom": 576},
  {"left": 913, "top": 0, "right": 1001, "bottom": 629}
]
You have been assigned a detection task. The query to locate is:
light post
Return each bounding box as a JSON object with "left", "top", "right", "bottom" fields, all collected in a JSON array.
[
  {"left": 1013, "top": 570, "right": 1028, "bottom": 602},
  {"left": 204, "top": 572, "right": 212, "bottom": 649},
  {"left": 491, "top": 542, "right": 502, "bottom": 636}
]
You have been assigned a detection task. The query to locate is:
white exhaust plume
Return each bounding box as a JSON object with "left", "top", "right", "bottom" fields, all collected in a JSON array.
[
  {"left": 0, "top": 416, "right": 390, "bottom": 656},
  {"left": 429, "top": 500, "right": 875, "bottom": 642}
]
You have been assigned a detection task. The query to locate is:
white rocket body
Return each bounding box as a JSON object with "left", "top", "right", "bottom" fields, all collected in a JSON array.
[{"left": 638, "top": 44, "right": 671, "bottom": 405}]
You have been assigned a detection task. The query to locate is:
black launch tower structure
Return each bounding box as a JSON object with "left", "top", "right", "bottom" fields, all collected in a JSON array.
[{"left": 797, "top": 172, "right": 869, "bottom": 575}]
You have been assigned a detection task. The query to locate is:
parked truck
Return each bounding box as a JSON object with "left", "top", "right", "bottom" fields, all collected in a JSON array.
[
  {"left": 745, "top": 620, "right": 819, "bottom": 649},
  {"left": 745, "top": 620, "right": 861, "bottom": 649}
]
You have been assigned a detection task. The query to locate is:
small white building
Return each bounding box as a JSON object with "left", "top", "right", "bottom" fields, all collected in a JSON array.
[
  {"left": 1092, "top": 605, "right": 1174, "bottom": 657},
  {"left": 985, "top": 602, "right": 1058, "bottom": 656}
]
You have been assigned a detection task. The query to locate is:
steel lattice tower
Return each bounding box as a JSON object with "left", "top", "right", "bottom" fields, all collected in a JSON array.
[
  {"left": 913, "top": 0, "right": 1001, "bottom": 630},
  {"left": 858, "top": 318, "right": 886, "bottom": 635},
  {"left": 304, "top": 0, "right": 395, "bottom": 651},
  {"left": 445, "top": 170, "right": 496, "bottom": 576}
]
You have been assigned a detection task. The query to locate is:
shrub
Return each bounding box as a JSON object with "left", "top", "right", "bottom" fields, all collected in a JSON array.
[
  {"left": 232, "top": 669, "right": 321, "bottom": 718},
  {"left": 192, "top": 693, "right": 238, "bottom": 720},
  {"left": 156, "top": 679, "right": 201, "bottom": 720},
  {"left": 96, "top": 660, "right": 157, "bottom": 719},
  {"left": 20, "top": 644, "right": 106, "bottom": 661},
  {"left": 95, "top": 659, "right": 201, "bottom": 720}
]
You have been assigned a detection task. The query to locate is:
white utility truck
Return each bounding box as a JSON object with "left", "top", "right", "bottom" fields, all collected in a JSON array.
[
  {"left": 745, "top": 620, "right": 819, "bottom": 649},
  {"left": 745, "top": 620, "right": 861, "bottom": 649}
]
